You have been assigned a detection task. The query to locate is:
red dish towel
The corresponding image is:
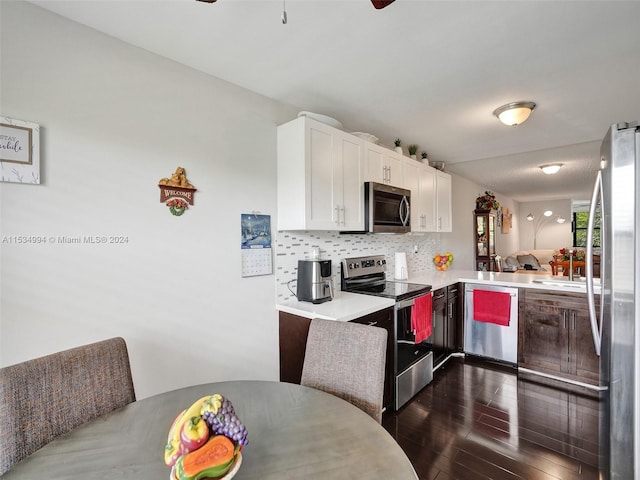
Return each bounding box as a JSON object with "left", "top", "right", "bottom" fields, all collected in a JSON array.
[
  {"left": 411, "top": 294, "right": 433, "bottom": 344},
  {"left": 473, "top": 290, "right": 511, "bottom": 326}
]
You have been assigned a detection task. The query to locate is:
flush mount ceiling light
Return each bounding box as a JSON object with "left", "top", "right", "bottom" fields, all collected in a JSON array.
[
  {"left": 539, "top": 163, "right": 563, "bottom": 175},
  {"left": 493, "top": 101, "right": 536, "bottom": 126}
]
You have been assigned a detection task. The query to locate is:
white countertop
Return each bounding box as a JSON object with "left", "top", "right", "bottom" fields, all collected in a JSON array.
[
  {"left": 404, "top": 270, "right": 597, "bottom": 293},
  {"left": 276, "top": 270, "right": 599, "bottom": 322},
  {"left": 277, "top": 290, "right": 395, "bottom": 322}
]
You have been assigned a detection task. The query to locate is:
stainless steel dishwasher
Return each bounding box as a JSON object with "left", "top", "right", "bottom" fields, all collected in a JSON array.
[{"left": 464, "top": 284, "right": 518, "bottom": 364}]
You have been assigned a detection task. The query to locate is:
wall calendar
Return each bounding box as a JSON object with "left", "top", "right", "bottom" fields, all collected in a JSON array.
[{"left": 241, "top": 213, "right": 273, "bottom": 277}]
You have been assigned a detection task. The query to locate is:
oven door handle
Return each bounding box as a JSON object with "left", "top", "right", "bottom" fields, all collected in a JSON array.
[
  {"left": 396, "top": 297, "right": 416, "bottom": 310},
  {"left": 396, "top": 291, "right": 431, "bottom": 310}
]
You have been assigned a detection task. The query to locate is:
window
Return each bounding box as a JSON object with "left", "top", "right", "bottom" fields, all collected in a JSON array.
[{"left": 573, "top": 210, "right": 601, "bottom": 247}]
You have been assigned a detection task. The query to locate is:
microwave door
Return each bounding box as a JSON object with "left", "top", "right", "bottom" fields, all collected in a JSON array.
[{"left": 375, "top": 194, "right": 403, "bottom": 226}]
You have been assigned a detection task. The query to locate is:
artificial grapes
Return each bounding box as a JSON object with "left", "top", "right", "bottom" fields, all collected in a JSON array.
[{"left": 202, "top": 397, "right": 249, "bottom": 447}]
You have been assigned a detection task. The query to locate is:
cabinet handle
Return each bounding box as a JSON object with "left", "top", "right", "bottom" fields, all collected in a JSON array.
[
  {"left": 563, "top": 310, "right": 568, "bottom": 329},
  {"left": 571, "top": 311, "right": 576, "bottom": 330},
  {"left": 367, "top": 321, "right": 378, "bottom": 326},
  {"left": 334, "top": 205, "right": 340, "bottom": 225},
  {"left": 340, "top": 205, "right": 345, "bottom": 225},
  {"left": 448, "top": 304, "right": 452, "bottom": 319},
  {"left": 438, "top": 217, "right": 442, "bottom": 230},
  {"left": 434, "top": 293, "right": 446, "bottom": 300}
]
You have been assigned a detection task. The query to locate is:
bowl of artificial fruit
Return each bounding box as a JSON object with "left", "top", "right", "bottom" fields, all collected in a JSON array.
[
  {"left": 165, "top": 394, "right": 248, "bottom": 480},
  {"left": 433, "top": 252, "right": 454, "bottom": 271}
]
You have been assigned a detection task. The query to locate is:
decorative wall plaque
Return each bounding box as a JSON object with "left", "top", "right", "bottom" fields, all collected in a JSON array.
[
  {"left": 158, "top": 167, "right": 196, "bottom": 216},
  {"left": 1, "top": 116, "right": 40, "bottom": 184}
]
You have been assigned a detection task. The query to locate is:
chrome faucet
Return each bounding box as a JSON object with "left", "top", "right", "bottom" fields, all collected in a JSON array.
[{"left": 568, "top": 249, "right": 574, "bottom": 281}]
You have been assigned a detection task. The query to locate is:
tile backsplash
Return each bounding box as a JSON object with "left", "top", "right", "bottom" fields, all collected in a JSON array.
[{"left": 275, "top": 230, "right": 442, "bottom": 302}]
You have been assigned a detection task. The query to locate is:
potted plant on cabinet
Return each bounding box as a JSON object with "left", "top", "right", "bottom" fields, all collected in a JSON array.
[
  {"left": 394, "top": 138, "right": 403, "bottom": 154},
  {"left": 408, "top": 144, "right": 418, "bottom": 159}
]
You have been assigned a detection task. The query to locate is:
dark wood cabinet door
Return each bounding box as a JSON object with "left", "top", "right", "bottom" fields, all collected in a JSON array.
[
  {"left": 279, "top": 312, "right": 312, "bottom": 384},
  {"left": 519, "top": 289, "right": 569, "bottom": 375},
  {"left": 431, "top": 288, "right": 447, "bottom": 366},
  {"left": 350, "top": 308, "right": 394, "bottom": 410},
  {"left": 519, "top": 289, "right": 600, "bottom": 387},
  {"left": 446, "top": 283, "right": 459, "bottom": 353},
  {"left": 572, "top": 302, "right": 600, "bottom": 384}
]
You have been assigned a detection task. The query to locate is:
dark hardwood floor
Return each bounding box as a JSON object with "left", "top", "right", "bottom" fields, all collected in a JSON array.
[{"left": 383, "top": 357, "right": 602, "bottom": 480}]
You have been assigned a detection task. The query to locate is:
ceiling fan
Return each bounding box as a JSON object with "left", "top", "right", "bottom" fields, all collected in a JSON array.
[{"left": 195, "top": 0, "right": 396, "bottom": 8}]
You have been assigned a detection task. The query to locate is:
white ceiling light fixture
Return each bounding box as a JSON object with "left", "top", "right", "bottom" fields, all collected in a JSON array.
[
  {"left": 539, "top": 163, "right": 563, "bottom": 175},
  {"left": 493, "top": 101, "right": 536, "bottom": 126}
]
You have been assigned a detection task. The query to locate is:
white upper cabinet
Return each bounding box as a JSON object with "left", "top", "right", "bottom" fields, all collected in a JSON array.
[
  {"left": 403, "top": 160, "right": 436, "bottom": 232},
  {"left": 364, "top": 143, "right": 404, "bottom": 186},
  {"left": 435, "top": 170, "right": 452, "bottom": 232},
  {"left": 403, "top": 160, "right": 452, "bottom": 233},
  {"left": 277, "top": 117, "right": 364, "bottom": 231}
]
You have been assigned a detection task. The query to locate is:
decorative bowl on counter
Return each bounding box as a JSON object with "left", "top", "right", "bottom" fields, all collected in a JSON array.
[{"left": 433, "top": 252, "right": 454, "bottom": 271}]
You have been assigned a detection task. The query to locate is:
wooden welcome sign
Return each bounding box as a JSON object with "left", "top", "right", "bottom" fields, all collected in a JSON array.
[{"left": 158, "top": 167, "right": 196, "bottom": 216}]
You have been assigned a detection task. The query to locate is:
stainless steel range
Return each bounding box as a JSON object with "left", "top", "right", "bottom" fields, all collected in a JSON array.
[{"left": 341, "top": 254, "right": 434, "bottom": 410}]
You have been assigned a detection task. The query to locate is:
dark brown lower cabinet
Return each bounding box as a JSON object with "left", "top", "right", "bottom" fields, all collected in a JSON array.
[
  {"left": 350, "top": 308, "right": 394, "bottom": 411},
  {"left": 431, "top": 284, "right": 462, "bottom": 367},
  {"left": 278, "top": 312, "right": 311, "bottom": 385},
  {"left": 430, "top": 288, "right": 447, "bottom": 366},
  {"left": 447, "top": 283, "right": 462, "bottom": 352},
  {"left": 518, "top": 288, "right": 600, "bottom": 386},
  {"left": 279, "top": 308, "right": 394, "bottom": 410}
]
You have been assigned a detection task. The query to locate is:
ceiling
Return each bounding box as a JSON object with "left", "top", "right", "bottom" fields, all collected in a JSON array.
[{"left": 28, "top": 0, "right": 640, "bottom": 203}]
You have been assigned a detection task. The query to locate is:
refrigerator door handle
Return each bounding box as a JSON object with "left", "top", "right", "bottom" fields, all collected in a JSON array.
[{"left": 586, "top": 170, "right": 603, "bottom": 356}]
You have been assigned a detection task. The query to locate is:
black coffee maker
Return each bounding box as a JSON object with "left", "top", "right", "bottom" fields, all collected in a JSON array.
[{"left": 296, "top": 260, "right": 333, "bottom": 304}]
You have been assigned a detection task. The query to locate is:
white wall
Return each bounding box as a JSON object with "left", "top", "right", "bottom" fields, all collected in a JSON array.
[
  {"left": 518, "top": 199, "right": 572, "bottom": 251},
  {"left": 440, "top": 173, "right": 519, "bottom": 270},
  {"left": 0, "top": 2, "right": 297, "bottom": 399}
]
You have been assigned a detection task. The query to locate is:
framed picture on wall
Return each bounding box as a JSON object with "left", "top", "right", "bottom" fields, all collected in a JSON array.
[
  {"left": 1, "top": 116, "right": 40, "bottom": 184},
  {"left": 501, "top": 207, "right": 511, "bottom": 234}
]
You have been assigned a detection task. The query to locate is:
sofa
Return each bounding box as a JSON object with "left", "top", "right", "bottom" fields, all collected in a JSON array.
[{"left": 501, "top": 249, "right": 556, "bottom": 272}]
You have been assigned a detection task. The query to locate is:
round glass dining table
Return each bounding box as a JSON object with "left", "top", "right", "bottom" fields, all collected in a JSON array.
[{"left": 3, "top": 380, "right": 417, "bottom": 479}]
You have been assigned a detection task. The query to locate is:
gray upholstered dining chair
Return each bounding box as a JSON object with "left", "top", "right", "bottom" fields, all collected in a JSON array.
[
  {"left": 0, "top": 337, "right": 136, "bottom": 474},
  {"left": 301, "top": 318, "right": 387, "bottom": 424}
]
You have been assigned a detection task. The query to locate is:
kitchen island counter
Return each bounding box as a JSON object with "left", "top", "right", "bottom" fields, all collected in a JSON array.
[{"left": 405, "top": 270, "right": 599, "bottom": 294}]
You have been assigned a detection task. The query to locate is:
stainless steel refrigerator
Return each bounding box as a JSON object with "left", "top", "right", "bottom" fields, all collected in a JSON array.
[{"left": 585, "top": 121, "right": 639, "bottom": 479}]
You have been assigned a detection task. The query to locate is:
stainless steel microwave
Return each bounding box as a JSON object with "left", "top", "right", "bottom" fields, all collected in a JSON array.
[{"left": 364, "top": 182, "right": 411, "bottom": 233}]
